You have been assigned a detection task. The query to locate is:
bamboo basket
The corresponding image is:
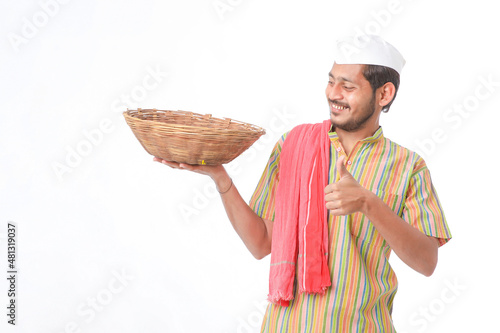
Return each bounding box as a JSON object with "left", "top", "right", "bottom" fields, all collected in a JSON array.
[{"left": 123, "top": 109, "right": 266, "bottom": 165}]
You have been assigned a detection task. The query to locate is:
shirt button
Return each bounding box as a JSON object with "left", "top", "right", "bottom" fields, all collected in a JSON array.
[
  {"left": 336, "top": 147, "right": 342, "bottom": 152},
  {"left": 347, "top": 160, "right": 352, "bottom": 165}
]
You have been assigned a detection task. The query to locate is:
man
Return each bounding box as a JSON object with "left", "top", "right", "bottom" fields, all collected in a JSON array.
[{"left": 155, "top": 35, "right": 451, "bottom": 332}]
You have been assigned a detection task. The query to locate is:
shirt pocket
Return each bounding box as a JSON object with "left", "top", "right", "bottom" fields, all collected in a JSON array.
[
  {"left": 373, "top": 189, "right": 405, "bottom": 217},
  {"left": 351, "top": 189, "right": 404, "bottom": 247}
]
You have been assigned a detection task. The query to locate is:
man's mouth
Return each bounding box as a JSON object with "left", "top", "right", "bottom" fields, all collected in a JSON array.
[{"left": 330, "top": 102, "right": 350, "bottom": 111}]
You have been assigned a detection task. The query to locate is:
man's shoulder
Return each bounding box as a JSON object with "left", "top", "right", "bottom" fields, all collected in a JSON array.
[
  {"left": 283, "top": 120, "right": 330, "bottom": 142},
  {"left": 382, "top": 136, "right": 427, "bottom": 171},
  {"left": 274, "top": 122, "right": 321, "bottom": 154}
]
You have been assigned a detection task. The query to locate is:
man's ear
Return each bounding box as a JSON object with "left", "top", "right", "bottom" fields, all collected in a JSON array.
[{"left": 377, "top": 82, "right": 396, "bottom": 109}]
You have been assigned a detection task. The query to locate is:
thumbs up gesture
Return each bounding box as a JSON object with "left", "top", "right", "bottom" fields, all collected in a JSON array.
[{"left": 324, "top": 156, "right": 369, "bottom": 216}]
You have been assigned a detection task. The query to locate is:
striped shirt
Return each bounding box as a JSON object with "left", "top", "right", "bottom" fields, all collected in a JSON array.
[{"left": 249, "top": 126, "right": 452, "bottom": 332}]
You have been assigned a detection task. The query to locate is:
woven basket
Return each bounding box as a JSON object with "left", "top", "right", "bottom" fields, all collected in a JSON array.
[{"left": 123, "top": 109, "right": 266, "bottom": 165}]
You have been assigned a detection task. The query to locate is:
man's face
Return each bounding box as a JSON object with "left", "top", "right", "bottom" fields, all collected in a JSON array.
[{"left": 326, "top": 63, "right": 378, "bottom": 132}]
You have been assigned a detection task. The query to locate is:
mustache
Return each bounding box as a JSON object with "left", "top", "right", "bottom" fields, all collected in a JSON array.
[{"left": 328, "top": 99, "right": 350, "bottom": 108}]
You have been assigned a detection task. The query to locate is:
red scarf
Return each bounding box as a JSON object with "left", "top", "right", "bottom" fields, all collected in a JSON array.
[{"left": 268, "top": 120, "right": 332, "bottom": 306}]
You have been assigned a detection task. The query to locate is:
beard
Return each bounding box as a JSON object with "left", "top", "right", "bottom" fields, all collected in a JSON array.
[{"left": 329, "top": 93, "right": 376, "bottom": 132}]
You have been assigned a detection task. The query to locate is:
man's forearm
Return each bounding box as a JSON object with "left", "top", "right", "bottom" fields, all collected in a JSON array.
[
  {"left": 155, "top": 159, "right": 272, "bottom": 259},
  {"left": 212, "top": 170, "right": 272, "bottom": 260},
  {"left": 362, "top": 191, "right": 439, "bottom": 276}
]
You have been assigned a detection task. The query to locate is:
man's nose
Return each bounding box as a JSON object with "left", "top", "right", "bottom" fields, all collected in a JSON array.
[{"left": 327, "top": 83, "right": 343, "bottom": 101}]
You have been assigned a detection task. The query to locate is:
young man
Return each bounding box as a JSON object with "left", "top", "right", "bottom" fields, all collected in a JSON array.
[{"left": 155, "top": 35, "right": 451, "bottom": 332}]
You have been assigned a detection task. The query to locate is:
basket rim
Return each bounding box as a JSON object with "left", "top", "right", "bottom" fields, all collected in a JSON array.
[{"left": 123, "top": 108, "right": 266, "bottom": 134}]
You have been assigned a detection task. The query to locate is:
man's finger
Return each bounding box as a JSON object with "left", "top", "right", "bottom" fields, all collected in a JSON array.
[
  {"left": 324, "top": 183, "right": 336, "bottom": 193},
  {"left": 329, "top": 208, "right": 345, "bottom": 216},
  {"left": 336, "top": 155, "right": 352, "bottom": 180},
  {"left": 160, "top": 159, "right": 181, "bottom": 169},
  {"left": 178, "top": 163, "right": 195, "bottom": 171}
]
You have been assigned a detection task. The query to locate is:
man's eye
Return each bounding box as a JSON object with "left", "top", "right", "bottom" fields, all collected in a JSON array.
[{"left": 344, "top": 86, "right": 354, "bottom": 90}]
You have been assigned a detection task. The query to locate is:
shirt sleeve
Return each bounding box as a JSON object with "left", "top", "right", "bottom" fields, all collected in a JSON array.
[
  {"left": 249, "top": 133, "right": 288, "bottom": 221},
  {"left": 402, "top": 157, "right": 452, "bottom": 247}
]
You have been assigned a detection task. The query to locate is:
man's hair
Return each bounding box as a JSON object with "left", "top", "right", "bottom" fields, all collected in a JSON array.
[{"left": 362, "top": 65, "right": 400, "bottom": 113}]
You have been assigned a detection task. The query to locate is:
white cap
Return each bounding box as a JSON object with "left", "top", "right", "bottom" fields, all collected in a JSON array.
[{"left": 333, "top": 34, "right": 405, "bottom": 75}]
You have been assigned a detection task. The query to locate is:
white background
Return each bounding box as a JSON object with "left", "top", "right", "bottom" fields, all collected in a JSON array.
[{"left": 1, "top": 0, "right": 498, "bottom": 332}]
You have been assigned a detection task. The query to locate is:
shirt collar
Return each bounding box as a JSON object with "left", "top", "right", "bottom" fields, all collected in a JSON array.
[{"left": 328, "top": 126, "right": 384, "bottom": 143}]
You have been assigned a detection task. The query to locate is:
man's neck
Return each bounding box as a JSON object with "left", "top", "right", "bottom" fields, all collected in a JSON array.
[{"left": 336, "top": 122, "right": 380, "bottom": 156}]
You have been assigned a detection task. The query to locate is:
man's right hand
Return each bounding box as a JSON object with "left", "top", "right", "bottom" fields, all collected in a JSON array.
[{"left": 152, "top": 157, "right": 232, "bottom": 194}]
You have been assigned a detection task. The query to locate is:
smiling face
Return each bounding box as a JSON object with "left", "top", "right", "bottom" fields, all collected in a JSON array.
[{"left": 326, "top": 63, "right": 380, "bottom": 132}]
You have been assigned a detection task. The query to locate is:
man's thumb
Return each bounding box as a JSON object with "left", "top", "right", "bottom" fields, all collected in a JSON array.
[{"left": 336, "top": 155, "right": 351, "bottom": 180}]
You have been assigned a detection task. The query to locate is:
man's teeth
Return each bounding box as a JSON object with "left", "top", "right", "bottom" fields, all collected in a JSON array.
[{"left": 332, "top": 103, "right": 348, "bottom": 110}]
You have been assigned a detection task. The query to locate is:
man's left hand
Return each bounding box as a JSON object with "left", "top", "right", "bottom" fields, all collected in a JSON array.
[{"left": 324, "top": 156, "right": 369, "bottom": 216}]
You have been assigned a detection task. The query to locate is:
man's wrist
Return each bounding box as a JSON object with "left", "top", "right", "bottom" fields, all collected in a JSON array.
[
  {"left": 360, "top": 189, "right": 380, "bottom": 217},
  {"left": 211, "top": 169, "right": 231, "bottom": 192}
]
